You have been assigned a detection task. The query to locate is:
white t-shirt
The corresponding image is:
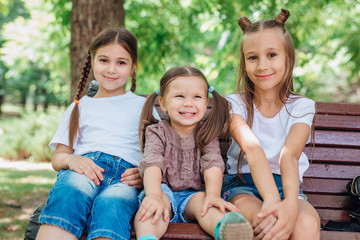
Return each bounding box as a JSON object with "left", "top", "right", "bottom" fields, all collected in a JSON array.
[
  {"left": 226, "top": 93, "right": 315, "bottom": 182},
  {"left": 49, "top": 91, "right": 158, "bottom": 166}
]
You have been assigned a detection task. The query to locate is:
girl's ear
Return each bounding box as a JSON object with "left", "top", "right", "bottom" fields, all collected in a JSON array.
[{"left": 159, "top": 96, "right": 167, "bottom": 113}]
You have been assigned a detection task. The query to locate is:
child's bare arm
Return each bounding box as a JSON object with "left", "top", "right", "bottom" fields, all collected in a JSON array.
[
  {"left": 52, "top": 143, "right": 104, "bottom": 185},
  {"left": 259, "top": 123, "right": 310, "bottom": 240},
  {"left": 138, "top": 166, "right": 169, "bottom": 224},
  {"left": 230, "top": 114, "right": 280, "bottom": 204},
  {"left": 202, "top": 166, "right": 239, "bottom": 216}
]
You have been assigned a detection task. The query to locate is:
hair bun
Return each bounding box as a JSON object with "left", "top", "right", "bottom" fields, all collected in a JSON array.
[
  {"left": 274, "top": 9, "right": 290, "bottom": 25},
  {"left": 238, "top": 17, "right": 252, "bottom": 32}
]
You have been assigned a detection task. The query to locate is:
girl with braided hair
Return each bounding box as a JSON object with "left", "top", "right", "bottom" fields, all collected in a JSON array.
[
  {"left": 37, "top": 27, "right": 155, "bottom": 240},
  {"left": 222, "top": 9, "right": 320, "bottom": 239}
]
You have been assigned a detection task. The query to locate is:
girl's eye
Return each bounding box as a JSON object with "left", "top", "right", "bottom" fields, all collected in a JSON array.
[
  {"left": 248, "top": 56, "right": 257, "bottom": 60},
  {"left": 118, "top": 61, "right": 126, "bottom": 65},
  {"left": 194, "top": 95, "right": 202, "bottom": 99},
  {"left": 269, "top": 53, "right": 277, "bottom": 58},
  {"left": 99, "top": 58, "right": 108, "bottom": 63},
  {"left": 175, "top": 95, "right": 184, "bottom": 98}
]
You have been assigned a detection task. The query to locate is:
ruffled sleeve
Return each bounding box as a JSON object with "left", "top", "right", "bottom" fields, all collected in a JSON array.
[
  {"left": 138, "top": 124, "right": 166, "bottom": 177},
  {"left": 199, "top": 138, "right": 225, "bottom": 178}
]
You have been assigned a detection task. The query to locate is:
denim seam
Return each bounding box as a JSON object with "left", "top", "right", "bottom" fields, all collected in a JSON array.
[
  {"left": 39, "top": 215, "right": 83, "bottom": 237},
  {"left": 87, "top": 229, "right": 127, "bottom": 240}
]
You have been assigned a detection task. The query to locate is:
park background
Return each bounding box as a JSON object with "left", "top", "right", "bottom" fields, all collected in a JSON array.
[{"left": 0, "top": 0, "right": 359, "bottom": 239}]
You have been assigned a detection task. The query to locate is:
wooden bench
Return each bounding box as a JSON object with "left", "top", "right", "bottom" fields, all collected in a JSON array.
[{"left": 125, "top": 101, "right": 360, "bottom": 240}]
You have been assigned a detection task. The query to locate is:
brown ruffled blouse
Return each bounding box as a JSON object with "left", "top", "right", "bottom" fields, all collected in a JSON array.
[{"left": 139, "top": 120, "right": 225, "bottom": 191}]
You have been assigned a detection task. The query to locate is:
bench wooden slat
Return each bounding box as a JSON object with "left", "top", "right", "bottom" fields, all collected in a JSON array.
[
  {"left": 130, "top": 223, "right": 212, "bottom": 240},
  {"left": 313, "top": 130, "right": 360, "bottom": 147},
  {"left": 307, "top": 194, "right": 353, "bottom": 209},
  {"left": 304, "top": 147, "right": 360, "bottom": 164},
  {"left": 316, "top": 102, "right": 360, "bottom": 115},
  {"left": 303, "top": 163, "right": 360, "bottom": 179},
  {"left": 315, "top": 114, "right": 360, "bottom": 131},
  {"left": 302, "top": 178, "right": 350, "bottom": 194},
  {"left": 317, "top": 209, "right": 353, "bottom": 222},
  {"left": 320, "top": 230, "right": 360, "bottom": 240}
]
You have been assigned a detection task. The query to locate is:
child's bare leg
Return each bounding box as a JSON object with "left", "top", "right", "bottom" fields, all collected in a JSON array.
[
  {"left": 185, "top": 192, "right": 253, "bottom": 239},
  {"left": 184, "top": 192, "right": 223, "bottom": 235},
  {"left": 230, "top": 193, "right": 262, "bottom": 223},
  {"left": 134, "top": 192, "right": 171, "bottom": 239},
  {"left": 290, "top": 199, "right": 320, "bottom": 240},
  {"left": 36, "top": 224, "right": 77, "bottom": 240}
]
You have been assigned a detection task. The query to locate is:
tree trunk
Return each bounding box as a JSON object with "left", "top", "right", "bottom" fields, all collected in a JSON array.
[
  {"left": 0, "top": 95, "right": 4, "bottom": 115},
  {"left": 70, "top": 0, "right": 125, "bottom": 100}
]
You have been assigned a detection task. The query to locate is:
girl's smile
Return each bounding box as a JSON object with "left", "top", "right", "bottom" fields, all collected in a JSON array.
[{"left": 255, "top": 73, "right": 275, "bottom": 80}]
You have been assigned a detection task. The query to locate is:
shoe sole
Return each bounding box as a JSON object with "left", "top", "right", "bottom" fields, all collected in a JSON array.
[{"left": 220, "top": 212, "right": 253, "bottom": 240}]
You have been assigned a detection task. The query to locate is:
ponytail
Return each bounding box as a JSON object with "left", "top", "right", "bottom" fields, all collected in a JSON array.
[
  {"left": 68, "top": 54, "right": 92, "bottom": 148},
  {"left": 139, "top": 92, "right": 159, "bottom": 152},
  {"left": 195, "top": 90, "right": 230, "bottom": 153}
]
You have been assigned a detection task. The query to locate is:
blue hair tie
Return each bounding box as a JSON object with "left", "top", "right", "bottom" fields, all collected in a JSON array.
[
  {"left": 155, "top": 89, "right": 160, "bottom": 95},
  {"left": 208, "top": 86, "right": 215, "bottom": 93}
]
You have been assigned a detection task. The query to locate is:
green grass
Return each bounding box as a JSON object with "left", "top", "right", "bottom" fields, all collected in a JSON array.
[{"left": 0, "top": 168, "right": 56, "bottom": 240}]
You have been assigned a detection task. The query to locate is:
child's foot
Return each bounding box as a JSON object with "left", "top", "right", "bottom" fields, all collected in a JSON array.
[{"left": 215, "top": 212, "right": 253, "bottom": 240}]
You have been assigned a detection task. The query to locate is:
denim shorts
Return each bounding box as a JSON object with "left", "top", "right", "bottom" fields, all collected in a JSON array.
[
  {"left": 221, "top": 173, "right": 307, "bottom": 202},
  {"left": 138, "top": 184, "right": 198, "bottom": 223},
  {"left": 39, "top": 152, "right": 140, "bottom": 240}
]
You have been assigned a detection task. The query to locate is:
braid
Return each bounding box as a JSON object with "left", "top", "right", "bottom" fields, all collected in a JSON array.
[
  {"left": 130, "top": 71, "right": 136, "bottom": 92},
  {"left": 68, "top": 54, "right": 92, "bottom": 148},
  {"left": 76, "top": 54, "right": 92, "bottom": 100}
]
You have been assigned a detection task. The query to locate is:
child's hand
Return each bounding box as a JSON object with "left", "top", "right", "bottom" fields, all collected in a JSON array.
[
  {"left": 201, "top": 193, "right": 239, "bottom": 217},
  {"left": 252, "top": 213, "right": 277, "bottom": 240},
  {"left": 121, "top": 168, "right": 143, "bottom": 189},
  {"left": 67, "top": 155, "right": 104, "bottom": 185},
  {"left": 138, "top": 194, "right": 170, "bottom": 225},
  {"left": 252, "top": 200, "right": 279, "bottom": 239},
  {"left": 257, "top": 199, "right": 298, "bottom": 240}
]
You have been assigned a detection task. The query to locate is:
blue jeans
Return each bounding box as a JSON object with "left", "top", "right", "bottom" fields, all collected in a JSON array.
[
  {"left": 221, "top": 173, "right": 307, "bottom": 202},
  {"left": 39, "top": 152, "right": 139, "bottom": 240},
  {"left": 138, "top": 184, "right": 198, "bottom": 223}
]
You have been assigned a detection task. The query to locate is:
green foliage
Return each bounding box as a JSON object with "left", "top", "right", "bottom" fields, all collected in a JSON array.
[
  {"left": 1, "top": 0, "right": 70, "bottom": 108},
  {"left": 123, "top": 0, "right": 360, "bottom": 102},
  {"left": 0, "top": 109, "right": 62, "bottom": 161},
  {"left": 1, "top": 0, "right": 359, "bottom": 112}
]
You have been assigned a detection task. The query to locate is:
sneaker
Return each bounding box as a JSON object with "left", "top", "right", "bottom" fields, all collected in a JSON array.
[{"left": 217, "top": 212, "right": 253, "bottom": 240}]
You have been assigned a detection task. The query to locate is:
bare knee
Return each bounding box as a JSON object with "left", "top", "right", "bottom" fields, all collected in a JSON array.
[
  {"left": 230, "top": 194, "right": 262, "bottom": 223},
  {"left": 291, "top": 202, "right": 320, "bottom": 240}
]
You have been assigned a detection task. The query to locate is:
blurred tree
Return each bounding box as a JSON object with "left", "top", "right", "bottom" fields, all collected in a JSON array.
[
  {"left": 1, "top": 0, "right": 359, "bottom": 107},
  {"left": 0, "top": 0, "right": 29, "bottom": 114},
  {"left": 70, "top": 0, "right": 124, "bottom": 100}
]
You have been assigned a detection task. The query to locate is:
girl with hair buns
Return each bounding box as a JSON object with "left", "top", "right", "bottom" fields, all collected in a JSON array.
[
  {"left": 36, "top": 27, "right": 156, "bottom": 240},
  {"left": 134, "top": 66, "right": 253, "bottom": 240},
  {"left": 222, "top": 9, "right": 320, "bottom": 240}
]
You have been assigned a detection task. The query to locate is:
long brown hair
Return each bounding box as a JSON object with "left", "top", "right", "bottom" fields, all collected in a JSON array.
[
  {"left": 68, "top": 27, "right": 138, "bottom": 148},
  {"left": 139, "top": 66, "right": 230, "bottom": 153},
  {"left": 236, "top": 9, "right": 316, "bottom": 173}
]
